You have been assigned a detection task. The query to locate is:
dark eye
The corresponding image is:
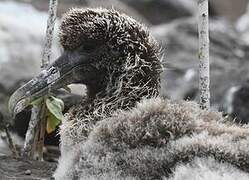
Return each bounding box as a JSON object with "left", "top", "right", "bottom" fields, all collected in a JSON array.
[{"left": 78, "top": 43, "right": 96, "bottom": 53}]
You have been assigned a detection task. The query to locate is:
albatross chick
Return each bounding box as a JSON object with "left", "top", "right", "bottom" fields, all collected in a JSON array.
[{"left": 9, "top": 8, "right": 249, "bottom": 180}]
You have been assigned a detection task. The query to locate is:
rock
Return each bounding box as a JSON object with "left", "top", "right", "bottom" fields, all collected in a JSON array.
[
  {"left": 210, "top": 0, "right": 248, "bottom": 22},
  {"left": 85, "top": 0, "right": 149, "bottom": 25},
  {"left": 223, "top": 80, "right": 249, "bottom": 124},
  {"left": 24, "top": 169, "right": 31, "bottom": 175},
  {"left": 12, "top": 0, "right": 248, "bottom": 24},
  {"left": 16, "top": 0, "right": 149, "bottom": 25},
  {"left": 236, "top": 2, "right": 249, "bottom": 45},
  {"left": 152, "top": 18, "right": 249, "bottom": 112},
  {"left": 16, "top": 0, "right": 196, "bottom": 25},
  {"left": 122, "top": 0, "right": 196, "bottom": 25}
]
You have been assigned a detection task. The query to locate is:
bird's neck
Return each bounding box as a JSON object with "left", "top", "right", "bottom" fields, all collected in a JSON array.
[
  {"left": 85, "top": 71, "right": 159, "bottom": 117},
  {"left": 65, "top": 56, "right": 161, "bottom": 144},
  {"left": 63, "top": 72, "right": 159, "bottom": 146}
]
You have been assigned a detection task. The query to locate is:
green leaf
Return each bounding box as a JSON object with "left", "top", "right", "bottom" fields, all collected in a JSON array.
[
  {"left": 45, "top": 96, "right": 64, "bottom": 134},
  {"left": 45, "top": 96, "right": 64, "bottom": 121},
  {"left": 46, "top": 111, "right": 61, "bottom": 134},
  {"left": 30, "top": 97, "right": 44, "bottom": 106}
]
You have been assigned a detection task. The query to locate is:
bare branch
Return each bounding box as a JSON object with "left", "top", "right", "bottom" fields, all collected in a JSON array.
[
  {"left": 198, "top": 0, "right": 210, "bottom": 109},
  {"left": 22, "top": 0, "right": 58, "bottom": 159},
  {"left": 22, "top": 106, "right": 40, "bottom": 158},
  {"left": 42, "top": 0, "right": 58, "bottom": 70},
  {"left": 0, "top": 112, "right": 18, "bottom": 157}
]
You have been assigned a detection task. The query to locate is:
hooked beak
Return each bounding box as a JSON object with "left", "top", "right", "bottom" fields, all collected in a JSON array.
[{"left": 9, "top": 51, "right": 93, "bottom": 117}]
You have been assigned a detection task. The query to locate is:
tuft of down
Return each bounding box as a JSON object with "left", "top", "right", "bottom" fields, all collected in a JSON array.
[{"left": 54, "top": 98, "right": 249, "bottom": 179}]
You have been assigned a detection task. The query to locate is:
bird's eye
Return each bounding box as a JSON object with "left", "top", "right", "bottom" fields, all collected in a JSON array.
[{"left": 78, "top": 43, "right": 96, "bottom": 53}]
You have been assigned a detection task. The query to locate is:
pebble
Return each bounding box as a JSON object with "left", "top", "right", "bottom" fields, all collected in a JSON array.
[{"left": 25, "top": 169, "right": 31, "bottom": 175}]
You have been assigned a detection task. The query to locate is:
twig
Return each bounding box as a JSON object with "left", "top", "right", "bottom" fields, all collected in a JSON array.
[
  {"left": 198, "top": 0, "right": 210, "bottom": 109},
  {"left": 42, "top": 0, "right": 58, "bottom": 70},
  {"left": 22, "top": 0, "right": 58, "bottom": 160},
  {"left": 4, "top": 125, "right": 19, "bottom": 157},
  {"left": 22, "top": 106, "right": 40, "bottom": 158},
  {"left": 37, "top": 104, "right": 47, "bottom": 161},
  {"left": 0, "top": 112, "right": 18, "bottom": 157},
  {"left": 37, "top": 0, "right": 58, "bottom": 160}
]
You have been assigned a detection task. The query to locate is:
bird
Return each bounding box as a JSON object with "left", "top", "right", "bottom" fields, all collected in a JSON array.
[
  {"left": 9, "top": 7, "right": 162, "bottom": 150},
  {"left": 9, "top": 8, "right": 249, "bottom": 180}
]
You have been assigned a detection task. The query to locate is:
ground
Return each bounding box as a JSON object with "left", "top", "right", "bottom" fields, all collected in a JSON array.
[{"left": 0, "top": 155, "right": 56, "bottom": 179}]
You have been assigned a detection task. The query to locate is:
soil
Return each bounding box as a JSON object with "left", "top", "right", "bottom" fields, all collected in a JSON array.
[{"left": 0, "top": 155, "right": 56, "bottom": 180}]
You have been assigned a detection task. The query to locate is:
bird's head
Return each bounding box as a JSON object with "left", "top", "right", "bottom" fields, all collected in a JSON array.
[{"left": 9, "top": 8, "right": 162, "bottom": 116}]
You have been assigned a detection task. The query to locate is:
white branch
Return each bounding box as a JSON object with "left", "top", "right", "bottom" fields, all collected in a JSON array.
[
  {"left": 22, "top": 106, "right": 40, "bottom": 157},
  {"left": 198, "top": 0, "right": 210, "bottom": 109},
  {"left": 42, "top": 0, "right": 58, "bottom": 70},
  {"left": 22, "top": 0, "right": 58, "bottom": 158}
]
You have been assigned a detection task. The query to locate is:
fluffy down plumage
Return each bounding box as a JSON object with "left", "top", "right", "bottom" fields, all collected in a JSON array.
[
  {"left": 57, "top": 7, "right": 162, "bottom": 154},
  {"left": 54, "top": 98, "right": 249, "bottom": 179},
  {"left": 51, "top": 8, "right": 249, "bottom": 180}
]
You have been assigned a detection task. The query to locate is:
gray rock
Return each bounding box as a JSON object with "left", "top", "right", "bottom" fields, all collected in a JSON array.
[
  {"left": 86, "top": 0, "right": 149, "bottom": 25},
  {"left": 236, "top": 2, "right": 249, "bottom": 45},
  {"left": 122, "top": 0, "right": 196, "bottom": 25},
  {"left": 223, "top": 81, "right": 249, "bottom": 124},
  {"left": 210, "top": 0, "right": 248, "bottom": 22},
  {"left": 152, "top": 18, "right": 249, "bottom": 111}
]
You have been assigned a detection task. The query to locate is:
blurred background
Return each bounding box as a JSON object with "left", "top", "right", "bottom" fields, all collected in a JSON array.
[{"left": 1, "top": 0, "right": 249, "bottom": 151}]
